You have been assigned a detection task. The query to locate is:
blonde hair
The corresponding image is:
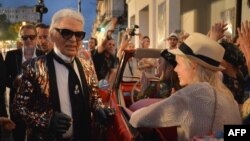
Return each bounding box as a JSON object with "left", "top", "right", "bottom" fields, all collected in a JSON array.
[
  {"left": 179, "top": 55, "right": 234, "bottom": 100},
  {"left": 19, "top": 24, "right": 37, "bottom": 37},
  {"left": 242, "top": 98, "right": 250, "bottom": 119}
]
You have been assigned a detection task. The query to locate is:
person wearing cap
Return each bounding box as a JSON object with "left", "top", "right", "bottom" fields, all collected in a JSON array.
[
  {"left": 165, "top": 32, "right": 179, "bottom": 49},
  {"left": 129, "top": 32, "right": 242, "bottom": 140}
]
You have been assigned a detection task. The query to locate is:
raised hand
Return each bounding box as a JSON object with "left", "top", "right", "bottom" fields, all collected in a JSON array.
[
  {"left": 237, "top": 20, "right": 250, "bottom": 74},
  {"left": 208, "top": 21, "right": 228, "bottom": 41},
  {"left": 237, "top": 21, "right": 250, "bottom": 57}
]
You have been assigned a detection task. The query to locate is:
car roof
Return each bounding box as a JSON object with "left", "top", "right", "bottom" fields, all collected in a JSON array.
[{"left": 134, "top": 48, "right": 163, "bottom": 59}]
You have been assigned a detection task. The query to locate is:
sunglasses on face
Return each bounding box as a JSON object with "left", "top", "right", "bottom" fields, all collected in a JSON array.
[
  {"left": 54, "top": 28, "right": 85, "bottom": 41},
  {"left": 21, "top": 35, "right": 37, "bottom": 41}
]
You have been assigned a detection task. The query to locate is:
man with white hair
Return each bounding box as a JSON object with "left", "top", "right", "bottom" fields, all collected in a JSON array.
[{"left": 13, "top": 8, "right": 103, "bottom": 141}]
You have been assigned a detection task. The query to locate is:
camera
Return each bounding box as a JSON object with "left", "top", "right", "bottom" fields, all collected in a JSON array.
[{"left": 129, "top": 24, "right": 139, "bottom": 36}]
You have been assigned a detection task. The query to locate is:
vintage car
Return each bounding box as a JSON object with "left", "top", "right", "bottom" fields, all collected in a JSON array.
[{"left": 96, "top": 48, "right": 178, "bottom": 141}]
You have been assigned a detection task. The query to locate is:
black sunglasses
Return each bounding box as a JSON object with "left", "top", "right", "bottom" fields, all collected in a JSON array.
[
  {"left": 21, "top": 35, "right": 37, "bottom": 41},
  {"left": 55, "top": 28, "right": 85, "bottom": 41}
]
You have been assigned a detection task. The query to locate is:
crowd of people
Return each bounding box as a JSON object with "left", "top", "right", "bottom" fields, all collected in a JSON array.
[{"left": 1, "top": 7, "right": 250, "bottom": 141}]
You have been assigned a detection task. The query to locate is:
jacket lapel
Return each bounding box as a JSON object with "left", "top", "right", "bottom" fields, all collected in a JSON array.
[
  {"left": 75, "top": 57, "right": 90, "bottom": 105},
  {"left": 16, "top": 49, "right": 22, "bottom": 74}
]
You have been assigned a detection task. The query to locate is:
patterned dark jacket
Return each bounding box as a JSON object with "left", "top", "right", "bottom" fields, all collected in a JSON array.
[{"left": 13, "top": 51, "right": 100, "bottom": 141}]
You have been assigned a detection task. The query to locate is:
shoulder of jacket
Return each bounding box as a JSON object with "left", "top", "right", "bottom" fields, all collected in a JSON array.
[
  {"left": 177, "top": 82, "right": 212, "bottom": 95},
  {"left": 78, "top": 57, "right": 98, "bottom": 84},
  {"left": 6, "top": 49, "right": 19, "bottom": 55}
]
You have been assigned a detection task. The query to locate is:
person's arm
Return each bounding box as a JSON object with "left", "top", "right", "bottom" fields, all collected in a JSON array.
[
  {"left": 208, "top": 21, "right": 227, "bottom": 41},
  {"left": 237, "top": 20, "right": 250, "bottom": 75},
  {"left": 13, "top": 62, "right": 72, "bottom": 140},
  {"left": 117, "top": 45, "right": 126, "bottom": 61},
  {"left": 117, "top": 29, "right": 132, "bottom": 60},
  {"left": 129, "top": 93, "right": 188, "bottom": 128},
  {"left": 98, "top": 18, "right": 118, "bottom": 54},
  {"left": 13, "top": 63, "right": 53, "bottom": 129},
  {"left": 97, "top": 30, "right": 113, "bottom": 54},
  {"left": 97, "top": 39, "right": 107, "bottom": 54},
  {"left": 0, "top": 117, "right": 16, "bottom": 131}
]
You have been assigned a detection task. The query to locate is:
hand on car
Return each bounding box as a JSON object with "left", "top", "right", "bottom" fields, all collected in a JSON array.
[{"left": 95, "top": 106, "right": 115, "bottom": 126}]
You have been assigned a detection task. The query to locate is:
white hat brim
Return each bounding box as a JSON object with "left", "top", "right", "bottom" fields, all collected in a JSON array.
[{"left": 169, "top": 48, "right": 225, "bottom": 71}]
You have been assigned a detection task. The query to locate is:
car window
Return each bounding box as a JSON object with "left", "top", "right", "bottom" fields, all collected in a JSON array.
[{"left": 122, "top": 56, "right": 141, "bottom": 82}]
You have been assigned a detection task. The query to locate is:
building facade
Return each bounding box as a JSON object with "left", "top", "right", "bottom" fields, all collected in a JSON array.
[
  {"left": 92, "top": 0, "right": 126, "bottom": 47},
  {"left": 0, "top": 6, "right": 39, "bottom": 23},
  {"left": 126, "top": 0, "right": 250, "bottom": 49},
  {"left": 92, "top": 0, "right": 250, "bottom": 49}
]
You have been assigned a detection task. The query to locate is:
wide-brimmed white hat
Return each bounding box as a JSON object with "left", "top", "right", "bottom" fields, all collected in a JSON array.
[{"left": 169, "top": 32, "right": 225, "bottom": 71}]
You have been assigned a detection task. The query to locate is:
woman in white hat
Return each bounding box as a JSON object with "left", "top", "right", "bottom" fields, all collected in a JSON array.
[{"left": 129, "top": 32, "right": 242, "bottom": 140}]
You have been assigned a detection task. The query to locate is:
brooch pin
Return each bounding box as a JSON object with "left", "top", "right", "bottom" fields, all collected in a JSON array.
[{"left": 74, "top": 85, "right": 80, "bottom": 95}]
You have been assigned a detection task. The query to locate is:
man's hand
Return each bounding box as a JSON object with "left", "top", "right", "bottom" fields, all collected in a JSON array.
[
  {"left": 95, "top": 106, "right": 115, "bottom": 126},
  {"left": 49, "top": 112, "right": 71, "bottom": 135},
  {"left": 208, "top": 21, "right": 227, "bottom": 41}
]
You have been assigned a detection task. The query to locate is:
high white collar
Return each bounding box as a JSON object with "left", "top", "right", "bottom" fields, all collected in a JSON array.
[{"left": 54, "top": 46, "right": 74, "bottom": 63}]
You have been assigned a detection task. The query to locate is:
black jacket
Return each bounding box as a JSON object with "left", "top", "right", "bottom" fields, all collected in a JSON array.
[
  {"left": 0, "top": 53, "right": 7, "bottom": 117},
  {"left": 4, "top": 49, "right": 44, "bottom": 107}
]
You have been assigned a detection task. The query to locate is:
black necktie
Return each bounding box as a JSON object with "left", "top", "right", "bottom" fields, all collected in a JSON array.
[
  {"left": 53, "top": 53, "right": 82, "bottom": 94},
  {"left": 53, "top": 52, "right": 85, "bottom": 140}
]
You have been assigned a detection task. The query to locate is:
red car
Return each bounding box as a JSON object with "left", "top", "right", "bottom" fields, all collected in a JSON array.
[{"left": 96, "top": 48, "right": 178, "bottom": 141}]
